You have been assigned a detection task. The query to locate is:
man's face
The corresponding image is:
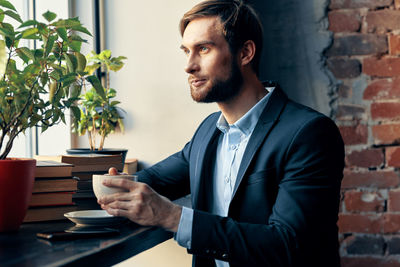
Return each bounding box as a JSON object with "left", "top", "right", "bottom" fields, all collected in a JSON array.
[{"left": 180, "top": 16, "right": 243, "bottom": 103}]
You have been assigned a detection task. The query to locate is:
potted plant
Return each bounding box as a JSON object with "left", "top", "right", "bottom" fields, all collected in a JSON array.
[
  {"left": 68, "top": 50, "right": 128, "bottom": 163},
  {"left": 0, "top": 1, "right": 92, "bottom": 231}
]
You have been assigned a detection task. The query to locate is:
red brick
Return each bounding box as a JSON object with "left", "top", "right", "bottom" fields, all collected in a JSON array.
[
  {"left": 339, "top": 125, "right": 368, "bottom": 145},
  {"left": 372, "top": 124, "right": 400, "bottom": 144},
  {"left": 364, "top": 78, "right": 400, "bottom": 100},
  {"left": 327, "top": 58, "right": 361, "bottom": 78},
  {"left": 389, "top": 189, "right": 400, "bottom": 211},
  {"left": 386, "top": 147, "right": 400, "bottom": 167},
  {"left": 363, "top": 57, "right": 400, "bottom": 77},
  {"left": 344, "top": 190, "right": 384, "bottom": 212},
  {"left": 341, "top": 257, "right": 400, "bottom": 267},
  {"left": 346, "top": 149, "right": 384, "bottom": 168},
  {"left": 338, "top": 213, "right": 382, "bottom": 233},
  {"left": 342, "top": 169, "right": 400, "bottom": 189},
  {"left": 343, "top": 235, "right": 385, "bottom": 255},
  {"left": 367, "top": 10, "right": 400, "bottom": 32},
  {"left": 371, "top": 102, "right": 400, "bottom": 121},
  {"left": 326, "top": 34, "right": 387, "bottom": 56},
  {"left": 384, "top": 213, "right": 400, "bottom": 233},
  {"left": 387, "top": 236, "right": 400, "bottom": 254},
  {"left": 328, "top": 10, "right": 360, "bottom": 33},
  {"left": 330, "top": 0, "right": 392, "bottom": 9},
  {"left": 390, "top": 35, "right": 400, "bottom": 55},
  {"left": 337, "top": 104, "right": 366, "bottom": 121}
]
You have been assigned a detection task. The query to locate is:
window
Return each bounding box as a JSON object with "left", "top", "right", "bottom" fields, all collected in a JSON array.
[{"left": 8, "top": 0, "right": 73, "bottom": 158}]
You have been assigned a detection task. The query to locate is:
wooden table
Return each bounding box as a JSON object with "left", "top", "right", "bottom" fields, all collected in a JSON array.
[
  {"left": 0, "top": 196, "right": 190, "bottom": 267},
  {"left": 0, "top": 220, "right": 173, "bottom": 267}
]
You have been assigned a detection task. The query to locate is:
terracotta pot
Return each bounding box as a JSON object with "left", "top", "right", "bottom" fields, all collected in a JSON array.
[{"left": 0, "top": 158, "right": 36, "bottom": 232}]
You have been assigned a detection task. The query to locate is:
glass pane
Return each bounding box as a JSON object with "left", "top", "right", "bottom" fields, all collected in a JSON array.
[{"left": 35, "top": 0, "right": 71, "bottom": 156}]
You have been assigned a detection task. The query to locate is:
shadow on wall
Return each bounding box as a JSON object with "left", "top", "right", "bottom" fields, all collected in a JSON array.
[{"left": 248, "top": 0, "right": 335, "bottom": 117}]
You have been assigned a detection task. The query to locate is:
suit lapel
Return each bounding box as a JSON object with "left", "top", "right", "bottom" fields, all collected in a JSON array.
[
  {"left": 192, "top": 119, "right": 220, "bottom": 210},
  {"left": 231, "top": 87, "right": 288, "bottom": 200}
]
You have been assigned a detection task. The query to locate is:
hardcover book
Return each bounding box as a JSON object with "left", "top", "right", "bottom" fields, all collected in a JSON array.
[
  {"left": 35, "top": 161, "right": 73, "bottom": 178},
  {"left": 29, "top": 192, "right": 75, "bottom": 207}
]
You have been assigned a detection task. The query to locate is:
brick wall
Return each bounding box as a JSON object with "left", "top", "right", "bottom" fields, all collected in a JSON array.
[{"left": 327, "top": 0, "right": 400, "bottom": 266}]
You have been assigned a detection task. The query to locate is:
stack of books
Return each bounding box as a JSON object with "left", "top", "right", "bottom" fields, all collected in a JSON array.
[
  {"left": 24, "top": 161, "right": 78, "bottom": 222},
  {"left": 34, "top": 153, "right": 124, "bottom": 211}
]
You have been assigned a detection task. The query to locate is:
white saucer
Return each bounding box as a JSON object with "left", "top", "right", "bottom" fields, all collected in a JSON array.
[{"left": 64, "top": 210, "right": 126, "bottom": 226}]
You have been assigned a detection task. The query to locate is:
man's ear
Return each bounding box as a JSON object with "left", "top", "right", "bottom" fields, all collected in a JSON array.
[{"left": 239, "top": 40, "right": 256, "bottom": 67}]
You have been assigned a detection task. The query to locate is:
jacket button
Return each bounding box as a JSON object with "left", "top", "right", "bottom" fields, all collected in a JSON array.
[
  {"left": 222, "top": 253, "right": 228, "bottom": 259},
  {"left": 205, "top": 249, "right": 210, "bottom": 254}
]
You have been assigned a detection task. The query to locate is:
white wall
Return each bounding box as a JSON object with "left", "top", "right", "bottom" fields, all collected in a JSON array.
[{"left": 74, "top": 0, "right": 217, "bottom": 167}]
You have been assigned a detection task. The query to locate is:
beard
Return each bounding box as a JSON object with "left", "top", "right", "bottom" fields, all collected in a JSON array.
[{"left": 190, "top": 59, "right": 244, "bottom": 103}]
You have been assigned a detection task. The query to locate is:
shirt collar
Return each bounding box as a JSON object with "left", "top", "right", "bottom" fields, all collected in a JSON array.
[{"left": 216, "top": 87, "right": 275, "bottom": 136}]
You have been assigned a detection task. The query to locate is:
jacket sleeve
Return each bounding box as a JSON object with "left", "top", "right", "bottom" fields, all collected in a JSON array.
[
  {"left": 136, "top": 112, "right": 219, "bottom": 200},
  {"left": 135, "top": 141, "right": 192, "bottom": 200},
  {"left": 188, "top": 116, "right": 345, "bottom": 267}
]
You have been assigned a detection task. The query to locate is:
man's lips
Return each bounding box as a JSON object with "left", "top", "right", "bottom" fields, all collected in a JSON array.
[{"left": 189, "top": 78, "right": 207, "bottom": 87}]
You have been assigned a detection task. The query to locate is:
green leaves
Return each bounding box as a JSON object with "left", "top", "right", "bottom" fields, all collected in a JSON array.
[
  {"left": 0, "top": 39, "right": 6, "bottom": 78},
  {"left": 71, "top": 49, "right": 127, "bottom": 149},
  {"left": 54, "top": 18, "right": 80, "bottom": 28},
  {"left": 86, "top": 75, "right": 106, "bottom": 100},
  {"left": 0, "top": 22, "right": 14, "bottom": 38},
  {"left": 18, "top": 19, "right": 38, "bottom": 28},
  {"left": 0, "top": 5, "right": 126, "bottom": 157},
  {"left": 0, "top": 0, "right": 16, "bottom": 11},
  {"left": 0, "top": 8, "right": 97, "bottom": 158},
  {"left": 42, "top": 11, "right": 57, "bottom": 22},
  {"left": 16, "top": 47, "right": 35, "bottom": 63},
  {"left": 75, "top": 52, "right": 86, "bottom": 72},
  {"left": 56, "top": 27, "right": 68, "bottom": 42},
  {"left": 44, "top": 35, "right": 56, "bottom": 56},
  {"left": 4, "top": 10, "right": 22, "bottom": 23},
  {"left": 65, "top": 53, "right": 78, "bottom": 72},
  {"left": 21, "top": 27, "right": 38, "bottom": 38}
]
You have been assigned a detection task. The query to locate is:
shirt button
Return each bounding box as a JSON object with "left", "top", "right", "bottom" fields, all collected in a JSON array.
[
  {"left": 222, "top": 253, "right": 229, "bottom": 259},
  {"left": 230, "top": 144, "right": 236, "bottom": 150},
  {"left": 225, "top": 176, "right": 229, "bottom": 183}
]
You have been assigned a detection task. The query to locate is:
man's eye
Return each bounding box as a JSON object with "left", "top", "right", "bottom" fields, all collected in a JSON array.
[{"left": 200, "top": 47, "right": 209, "bottom": 53}]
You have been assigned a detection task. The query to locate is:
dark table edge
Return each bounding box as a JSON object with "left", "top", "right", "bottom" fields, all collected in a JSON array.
[
  {"left": 45, "top": 195, "right": 191, "bottom": 267},
  {"left": 53, "top": 227, "right": 173, "bottom": 267}
]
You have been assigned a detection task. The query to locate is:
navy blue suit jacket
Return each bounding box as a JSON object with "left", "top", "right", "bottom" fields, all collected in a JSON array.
[{"left": 138, "top": 86, "right": 345, "bottom": 267}]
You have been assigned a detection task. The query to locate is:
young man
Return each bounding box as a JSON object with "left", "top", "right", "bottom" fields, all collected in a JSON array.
[{"left": 98, "top": 1, "right": 345, "bottom": 266}]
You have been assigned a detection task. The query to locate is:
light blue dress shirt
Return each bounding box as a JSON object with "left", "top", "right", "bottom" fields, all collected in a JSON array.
[{"left": 175, "top": 87, "right": 274, "bottom": 266}]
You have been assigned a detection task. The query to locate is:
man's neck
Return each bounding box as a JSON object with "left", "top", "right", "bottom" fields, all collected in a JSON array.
[{"left": 217, "top": 78, "right": 267, "bottom": 124}]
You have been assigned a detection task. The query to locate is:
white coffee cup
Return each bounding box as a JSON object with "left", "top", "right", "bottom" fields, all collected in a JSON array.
[{"left": 92, "top": 174, "right": 138, "bottom": 200}]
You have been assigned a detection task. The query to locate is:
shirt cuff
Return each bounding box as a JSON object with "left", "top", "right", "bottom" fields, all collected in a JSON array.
[{"left": 174, "top": 206, "right": 193, "bottom": 249}]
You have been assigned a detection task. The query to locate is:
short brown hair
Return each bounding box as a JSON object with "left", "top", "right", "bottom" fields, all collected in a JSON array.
[{"left": 179, "top": 0, "right": 263, "bottom": 75}]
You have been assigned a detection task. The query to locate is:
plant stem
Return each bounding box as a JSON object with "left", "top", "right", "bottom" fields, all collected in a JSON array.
[
  {"left": 99, "top": 133, "right": 105, "bottom": 151},
  {"left": 88, "top": 130, "right": 93, "bottom": 150}
]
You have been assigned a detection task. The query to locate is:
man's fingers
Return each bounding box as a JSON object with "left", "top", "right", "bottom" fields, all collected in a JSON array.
[
  {"left": 102, "top": 177, "right": 139, "bottom": 190},
  {"left": 103, "top": 199, "right": 133, "bottom": 211},
  {"left": 104, "top": 207, "right": 130, "bottom": 218},
  {"left": 98, "top": 191, "right": 134, "bottom": 204},
  {"left": 108, "top": 167, "right": 119, "bottom": 175}
]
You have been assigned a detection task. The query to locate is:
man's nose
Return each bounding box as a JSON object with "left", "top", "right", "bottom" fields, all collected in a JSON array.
[{"left": 184, "top": 54, "right": 200, "bottom": 74}]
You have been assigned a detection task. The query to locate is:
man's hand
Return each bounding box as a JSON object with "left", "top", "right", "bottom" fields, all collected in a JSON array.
[{"left": 97, "top": 168, "right": 182, "bottom": 232}]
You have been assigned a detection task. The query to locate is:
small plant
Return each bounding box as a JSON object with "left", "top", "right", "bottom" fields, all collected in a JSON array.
[
  {"left": 0, "top": 1, "right": 92, "bottom": 159},
  {"left": 71, "top": 50, "right": 127, "bottom": 151}
]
